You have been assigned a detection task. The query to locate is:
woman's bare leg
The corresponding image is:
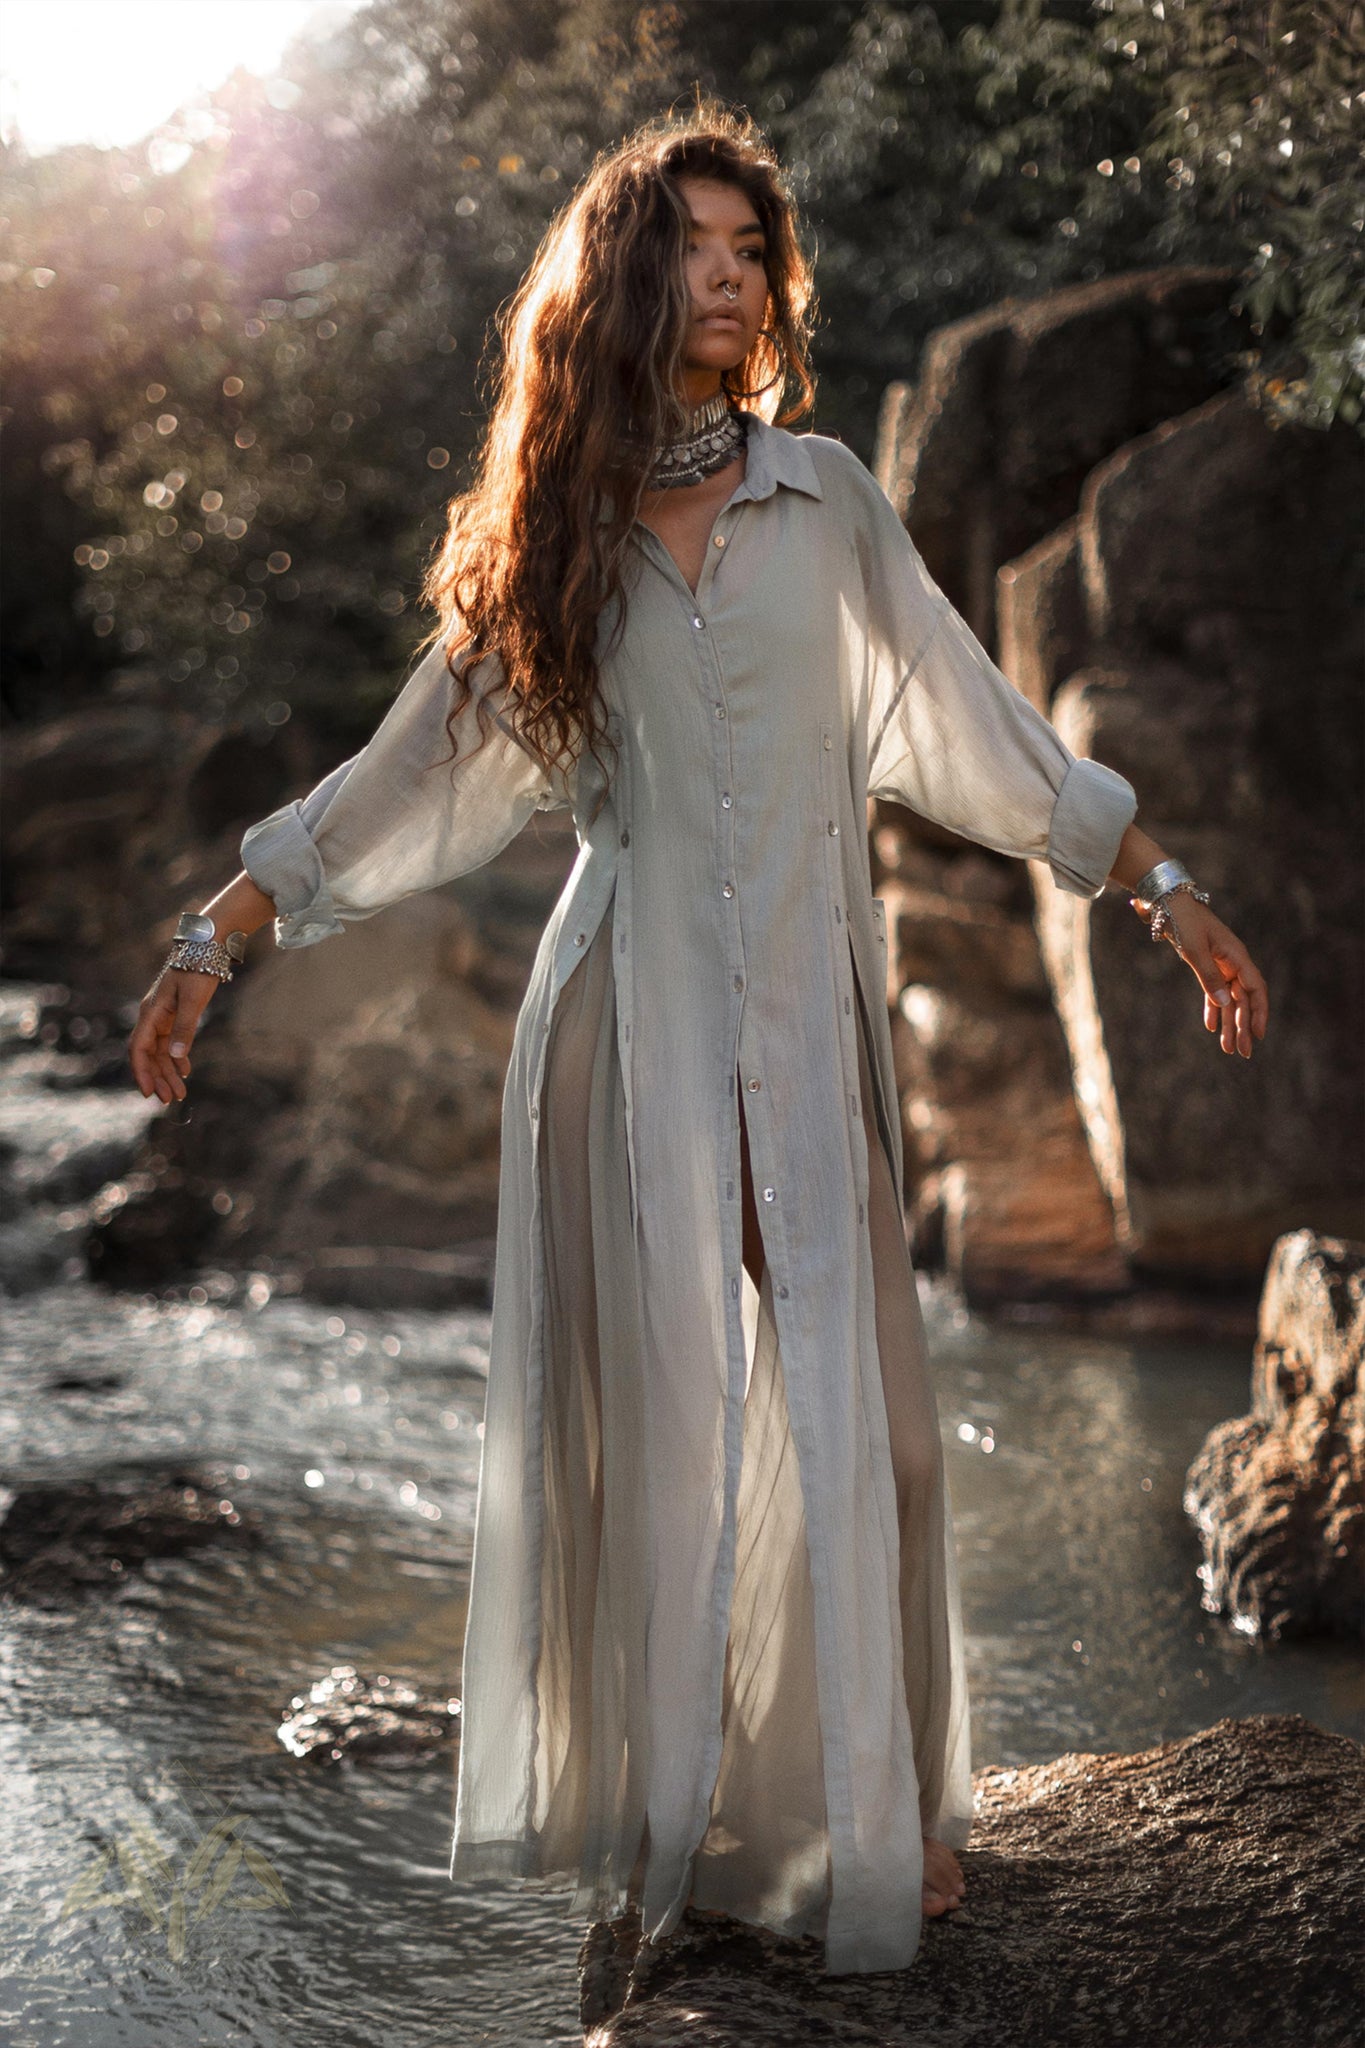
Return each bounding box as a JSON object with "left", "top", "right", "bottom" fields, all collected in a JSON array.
[
  {"left": 855, "top": 1008, "right": 965, "bottom": 1915},
  {"left": 737, "top": 1090, "right": 765, "bottom": 1289}
]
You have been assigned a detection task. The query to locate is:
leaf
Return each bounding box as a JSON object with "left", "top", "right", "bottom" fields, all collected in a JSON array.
[
  {"left": 183, "top": 1812, "right": 247, "bottom": 1892},
  {"left": 193, "top": 1836, "right": 243, "bottom": 1923},
  {"left": 167, "top": 1888, "right": 187, "bottom": 1964},
  {"left": 58, "top": 1848, "right": 115, "bottom": 1920},
  {"left": 129, "top": 1822, "right": 176, "bottom": 1888},
  {"left": 241, "top": 1841, "right": 292, "bottom": 1910},
  {"left": 115, "top": 1839, "right": 165, "bottom": 1931}
]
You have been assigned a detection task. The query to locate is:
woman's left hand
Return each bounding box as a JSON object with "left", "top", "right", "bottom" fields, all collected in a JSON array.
[{"left": 1139, "top": 895, "right": 1269, "bottom": 1058}]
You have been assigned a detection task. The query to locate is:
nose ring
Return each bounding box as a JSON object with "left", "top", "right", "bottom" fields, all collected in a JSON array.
[{"left": 720, "top": 281, "right": 738, "bottom": 300}]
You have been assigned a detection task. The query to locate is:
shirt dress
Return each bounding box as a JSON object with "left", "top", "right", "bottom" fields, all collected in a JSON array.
[{"left": 239, "top": 412, "right": 1137, "bottom": 1976}]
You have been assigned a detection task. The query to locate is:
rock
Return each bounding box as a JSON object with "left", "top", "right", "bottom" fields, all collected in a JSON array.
[
  {"left": 1185, "top": 1231, "right": 1365, "bottom": 1641},
  {"left": 579, "top": 1713, "right": 1364, "bottom": 2047},
  {"left": 870, "top": 267, "right": 1254, "bottom": 1307},
  {"left": 873, "top": 267, "right": 1363, "bottom": 1302},
  {"left": 0, "top": 704, "right": 173, "bottom": 819},
  {"left": 0, "top": 1469, "right": 261, "bottom": 1604},
  {"left": 276, "top": 1664, "right": 461, "bottom": 1767},
  {"left": 22, "top": 1133, "right": 141, "bottom": 1205},
  {"left": 879, "top": 860, "right": 1125, "bottom": 1300},
  {"left": 877, "top": 266, "right": 1245, "bottom": 648},
  {"left": 83, "top": 813, "right": 578, "bottom": 1300},
  {"left": 0, "top": 1213, "right": 86, "bottom": 1294},
  {"left": 282, "top": 1242, "right": 495, "bottom": 1312},
  {"left": 1023, "top": 391, "right": 1365, "bottom": 1279},
  {"left": 0, "top": 701, "right": 315, "bottom": 1000},
  {"left": 85, "top": 1040, "right": 299, "bottom": 1286}
]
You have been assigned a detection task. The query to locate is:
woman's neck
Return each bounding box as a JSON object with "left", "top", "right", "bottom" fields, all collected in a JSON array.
[{"left": 679, "top": 370, "right": 724, "bottom": 411}]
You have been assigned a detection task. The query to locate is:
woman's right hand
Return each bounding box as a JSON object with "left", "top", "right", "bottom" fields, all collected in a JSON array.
[{"left": 128, "top": 967, "right": 220, "bottom": 1104}]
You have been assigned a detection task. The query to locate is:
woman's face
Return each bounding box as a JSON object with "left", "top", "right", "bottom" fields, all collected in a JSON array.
[{"left": 674, "top": 175, "right": 769, "bottom": 402}]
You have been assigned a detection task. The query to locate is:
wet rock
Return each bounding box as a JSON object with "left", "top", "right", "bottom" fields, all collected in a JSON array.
[
  {"left": 85, "top": 1042, "right": 297, "bottom": 1286},
  {"left": 0, "top": 1470, "right": 261, "bottom": 1603},
  {"left": 579, "top": 1713, "right": 1364, "bottom": 2046},
  {"left": 23, "top": 1133, "right": 140, "bottom": 1205},
  {"left": 0, "top": 1212, "right": 86, "bottom": 1294},
  {"left": 1185, "top": 1231, "right": 1365, "bottom": 1641},
  {"left": 45, "top": 1371, "right": 126, "bottom": 1394},
  {"left": 277, "top": 1663, "right": 460, "bottom": 1766},
  {"left": 285, "top": 1242, "right": 495, "bottom": 1313}
]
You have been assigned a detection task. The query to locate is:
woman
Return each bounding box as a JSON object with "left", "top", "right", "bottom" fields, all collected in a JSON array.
[{"left": 129, "top": 108, "right": 1267, "bottom": 1976}]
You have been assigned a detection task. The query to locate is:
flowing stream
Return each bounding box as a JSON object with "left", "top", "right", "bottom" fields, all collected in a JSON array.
[{"left": 1, "top": 982, "right": 1359, "bottom": 2048}]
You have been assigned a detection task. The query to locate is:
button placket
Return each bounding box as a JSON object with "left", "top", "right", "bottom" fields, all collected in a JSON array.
[{"left": 697, "top": 500, "right": 740, "bottom": 609}]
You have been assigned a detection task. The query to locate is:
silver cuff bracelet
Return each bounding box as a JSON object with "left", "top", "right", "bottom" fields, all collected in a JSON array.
[{"left": 1131, "top": 861, "right": 1211, "bottom": 945}]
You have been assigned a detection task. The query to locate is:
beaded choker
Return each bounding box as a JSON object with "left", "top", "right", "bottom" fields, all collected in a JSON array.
[{"left": 645, "top": 392, "right": 747, "bottom": 490}]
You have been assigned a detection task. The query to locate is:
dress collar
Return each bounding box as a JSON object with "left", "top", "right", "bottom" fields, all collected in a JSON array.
[{"left": 728, "top": 410, "right": 824, "bottom": 503}]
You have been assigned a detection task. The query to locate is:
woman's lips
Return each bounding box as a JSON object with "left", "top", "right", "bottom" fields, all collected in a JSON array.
[{"left": 700, "top": 313, "right": 743, "bottom": 328}]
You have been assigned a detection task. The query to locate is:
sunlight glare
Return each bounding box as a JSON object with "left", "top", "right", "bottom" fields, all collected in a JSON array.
[{"left": 0, "top": 0, "right": 364, "bottom": 158}]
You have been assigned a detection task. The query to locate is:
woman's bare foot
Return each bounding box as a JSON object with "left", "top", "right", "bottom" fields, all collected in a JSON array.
[{"left": 922, "top": 1833, "right": 965, "bottom": 1916}]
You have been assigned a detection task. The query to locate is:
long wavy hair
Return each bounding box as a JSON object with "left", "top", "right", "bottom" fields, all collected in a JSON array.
[{"left": 418, "top": 102, "right": 818, "bottom": 792}]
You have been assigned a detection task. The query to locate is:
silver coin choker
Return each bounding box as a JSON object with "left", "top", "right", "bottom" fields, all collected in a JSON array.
[{"left": 646, "top": 391, "right": 747, "bottom": 490}]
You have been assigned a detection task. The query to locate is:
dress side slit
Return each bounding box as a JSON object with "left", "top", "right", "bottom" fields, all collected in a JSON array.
[{"left": 848, "top": 934, "right": 959, "bottom": 1832}]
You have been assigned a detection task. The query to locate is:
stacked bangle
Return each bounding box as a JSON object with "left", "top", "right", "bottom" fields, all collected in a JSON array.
[
  {"left": 161, "top": 911, "right": 248, "bottom": 984},
  {"left": 1131, "top": 860, "right": 1211, "bottom": 945}
]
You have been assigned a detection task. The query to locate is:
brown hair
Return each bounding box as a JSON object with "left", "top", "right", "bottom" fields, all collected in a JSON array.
[{"left": 418, "top": 100, "right": 817, "bottom": 789}]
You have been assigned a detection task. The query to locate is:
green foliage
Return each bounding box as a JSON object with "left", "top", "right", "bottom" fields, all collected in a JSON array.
[
  {"left": 1, "top": 0, "right": 1358, "bottom": 734},
  {"left": 1102, "top": 0, "right": 1365, "bottom": 430}
]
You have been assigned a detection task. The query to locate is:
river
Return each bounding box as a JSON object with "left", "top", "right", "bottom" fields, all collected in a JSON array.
[{"left": 1, "top": 983, "right": 1359, "bottom": 2047}]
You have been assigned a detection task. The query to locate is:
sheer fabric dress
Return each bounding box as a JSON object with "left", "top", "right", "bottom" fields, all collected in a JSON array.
[{"left": 240, "top": 414, "right": 1136, "bottom": 1975}]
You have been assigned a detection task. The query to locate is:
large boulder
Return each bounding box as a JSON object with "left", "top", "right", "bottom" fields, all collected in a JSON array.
[
  {"left": 875, "top": 823, "right": 1125, "bottom": 1300},
  {"left": 872, "top": 264, "right": 1363, "bottom": 1300},
  {"left": 1185, "top": 1231, "right": 1365, "bottom": 1641},
  {"left": 876, "top": 265, "right": 1244, "bottom": 647},
  {"left": 1018, "top": 391, "right": 1364, "bottom": 1278},
  {"left": 579, "top": 1714, "right": 1364, "bottom": 2046},
  {"left": 869, "top": 265, "right": 1254, "bottom": 1305}
]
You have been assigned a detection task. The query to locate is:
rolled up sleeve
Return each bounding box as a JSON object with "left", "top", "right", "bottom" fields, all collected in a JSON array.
[
  {"left": 238, "top": 642, "right": 555, "bottom": 950},
  {"left": 1044, "top": 754, "right": 1139, "bottom": 899},
  {"left": 240, "top": 757, "right": 357, "bottom": 947}
]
